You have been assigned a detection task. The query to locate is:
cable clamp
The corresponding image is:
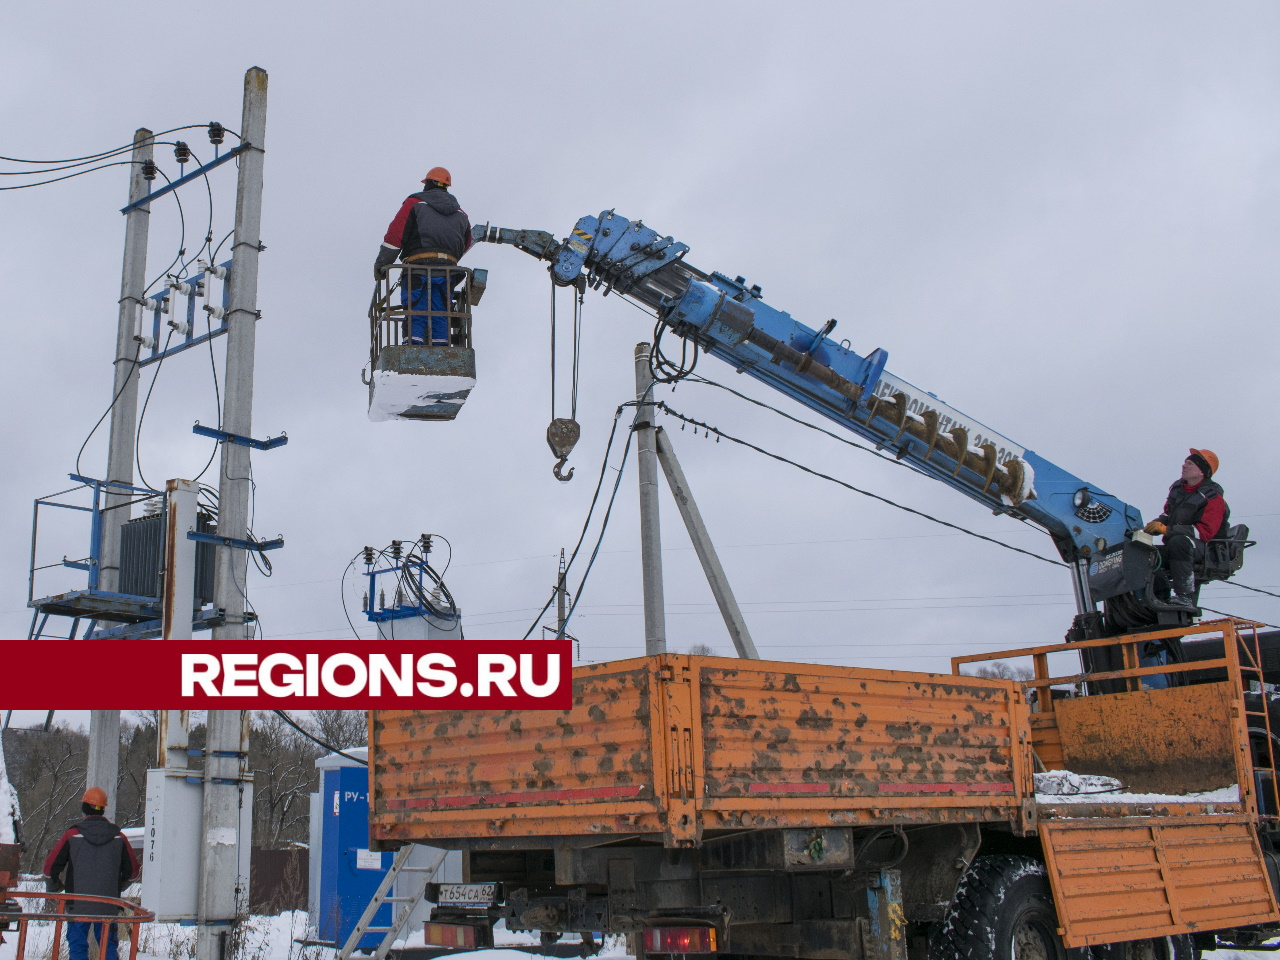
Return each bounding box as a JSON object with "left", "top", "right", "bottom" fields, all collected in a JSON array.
[{"left": 631, "top": 420, "right": 652, "bottom": 431}]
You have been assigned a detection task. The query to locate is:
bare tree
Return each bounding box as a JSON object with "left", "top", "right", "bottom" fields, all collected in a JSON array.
[
  {"left": 968, "top": 661, "right": 1033, "bottom": 681},
  {"left": 308, "top": 711, "right": 367, "bottom": 751},
  {"left": 3, "top": 724, "right": 89, "bottom": 872},
  {"left": 249, "top": 712, "right": 321, "bottom": 848},
  {"left": 688, "top": 643, "right": 716, "bottom": 656}
]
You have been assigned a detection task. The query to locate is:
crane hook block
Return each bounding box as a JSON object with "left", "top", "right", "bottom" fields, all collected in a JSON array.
[{"left": 547, "top": 418, "right": 581, "bottom": 482}]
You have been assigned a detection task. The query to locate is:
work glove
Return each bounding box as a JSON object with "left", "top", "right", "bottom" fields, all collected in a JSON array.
[
  {"left": 373, "top": 247, "right": 398, "bottom": 281},
  {"left": 45, "top": 876, "right": 63, "bottom": 893},
  {"left": 1143, "top": 521, "right": 1166, "bottom": 536}
]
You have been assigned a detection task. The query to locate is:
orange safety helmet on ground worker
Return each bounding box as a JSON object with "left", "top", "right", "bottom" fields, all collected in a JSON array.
[
  {"left": 82, "top": 786, "right": 108, "bottom": 808},
  {"left": 422, "top": 166, "right": 452, "bottom": 186}
]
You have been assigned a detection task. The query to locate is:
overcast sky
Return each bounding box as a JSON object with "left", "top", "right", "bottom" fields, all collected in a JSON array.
[{"left": 3, "top": 2, "right": 1279, "bottom": 727}]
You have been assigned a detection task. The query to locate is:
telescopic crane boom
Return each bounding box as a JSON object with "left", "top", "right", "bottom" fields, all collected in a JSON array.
[{"left": 473, "top": 210, "right": 1250, "bottom": 636}]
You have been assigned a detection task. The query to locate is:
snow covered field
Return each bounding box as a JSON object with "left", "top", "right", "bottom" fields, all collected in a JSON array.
[{"left": 0, "top": 902, "right": 630, "bottom": 960}]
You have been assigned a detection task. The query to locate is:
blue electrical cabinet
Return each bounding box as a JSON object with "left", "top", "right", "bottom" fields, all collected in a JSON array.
[{"left": 317, "top": 764, "right": 392, "bottom": 950}]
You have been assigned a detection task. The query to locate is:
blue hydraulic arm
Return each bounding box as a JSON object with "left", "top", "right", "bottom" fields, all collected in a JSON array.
[{"left": 473, "top": 214, "right": 1142, "bottom": 567}]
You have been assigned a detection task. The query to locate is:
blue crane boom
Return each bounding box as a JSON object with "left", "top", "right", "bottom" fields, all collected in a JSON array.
[{"left": 475, "top": 212, "right": 1141, "bottom": 569}]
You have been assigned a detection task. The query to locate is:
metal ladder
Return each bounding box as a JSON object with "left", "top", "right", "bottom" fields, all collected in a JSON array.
[{"left": 337, "top": 845, "right": 448, "bottom": 960}]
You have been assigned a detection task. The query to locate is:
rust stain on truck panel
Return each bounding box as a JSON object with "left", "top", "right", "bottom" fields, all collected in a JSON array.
[
  {"left": 699, "top": 663, "right": 1018, "bottom": 801},
  {"left": 370, "top": 655, "right": 1028, "bottom": 846}
]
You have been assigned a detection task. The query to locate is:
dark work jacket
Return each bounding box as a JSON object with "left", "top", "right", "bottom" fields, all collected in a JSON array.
[
  {"left": 44, "top": 815, "right": 138, "bottom": 914},
  {"left": 1158, "top": 478, "right": 1229, "bottom": 541},
  {"left": 381, "top": 188, "right": 472, "bottom": 262}
]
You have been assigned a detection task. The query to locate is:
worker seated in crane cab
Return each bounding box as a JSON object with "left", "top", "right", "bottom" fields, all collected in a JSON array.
[
  {"left": 367, "top": 262, "right": 486, "bottom": 421},
  {"left": 367, "top": 167, "right": 483, "bottom": 422}
]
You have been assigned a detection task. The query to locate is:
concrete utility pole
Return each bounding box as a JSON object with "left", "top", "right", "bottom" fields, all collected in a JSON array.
[
  {"left": 87, "top": 128, "right": 154, "bottom": 822},
  {"left": 653, "top": 428, "right": 758, "bottom": 659},
  {"left": 634, "top": 344, "right": 666, "bottom": 654},
  {"left": 556, "top": 548, "right": 568, "bottom": 637},
  {"left": 198, "top": 66, "right": 267, "bottom": 960}
]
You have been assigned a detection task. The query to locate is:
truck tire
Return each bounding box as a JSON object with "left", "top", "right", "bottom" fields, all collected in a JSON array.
[{"left": 930, "top": 856, "right": 1070, "bottom": 960}]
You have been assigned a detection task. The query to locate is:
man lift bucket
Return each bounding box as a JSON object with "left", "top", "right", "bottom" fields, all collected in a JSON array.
[{"left": 366, "top": 166, "right": 484, "bottom": 422}]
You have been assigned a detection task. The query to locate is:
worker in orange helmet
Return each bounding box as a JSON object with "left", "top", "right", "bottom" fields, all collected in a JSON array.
[
  {"left": 43, "top": 787, "right": 139, "bottom": 960},
  {"left": 1143, "top": 449, "right": 1229, "bottom": 609},
  {"left": 374, "top": 166, "right": 473, "bottom": 344}
]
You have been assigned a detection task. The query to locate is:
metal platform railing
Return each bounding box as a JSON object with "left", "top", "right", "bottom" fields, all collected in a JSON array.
[
  {"left": 953, "top": 618, "right": 1280, "bottom": 819},
  {"left": 370, "top": 263, "right": 481, "bottom": 361},
  {"left": 0, "top": 888, "right": 155, "bottom": 960}
]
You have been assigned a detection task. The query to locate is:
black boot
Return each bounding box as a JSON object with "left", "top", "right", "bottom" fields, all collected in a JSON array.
[{"left": 1169, "top": 571, "right": 1198, "bottom": 609}]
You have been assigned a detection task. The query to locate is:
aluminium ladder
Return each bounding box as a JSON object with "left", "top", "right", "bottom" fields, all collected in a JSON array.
[{"left": 337, "top": 845, "right": 448, "bottom": 960}]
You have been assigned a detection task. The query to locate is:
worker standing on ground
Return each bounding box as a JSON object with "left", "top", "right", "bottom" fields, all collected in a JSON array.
[
  {"left": 1144, "top": 449, "right": 1229, "bottom": 608},
  {"left": 374, "top": 167, "right": 472, "bottom": 345},
  {"left": 43, "top": 787, "right": 139, "bottom": 960}
]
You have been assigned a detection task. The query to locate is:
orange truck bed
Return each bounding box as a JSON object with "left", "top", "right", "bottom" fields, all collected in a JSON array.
[
  {"left": 370, "top": 653, "right": 1034, "bottom": 848},
  {"left": 368, "top": 624, "right": 1280, "bottom": 956}
]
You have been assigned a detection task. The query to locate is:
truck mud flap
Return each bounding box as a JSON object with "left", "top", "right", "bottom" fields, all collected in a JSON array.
[{"left": 1039, "top": 815, "right": 1280, "bottom": 948}]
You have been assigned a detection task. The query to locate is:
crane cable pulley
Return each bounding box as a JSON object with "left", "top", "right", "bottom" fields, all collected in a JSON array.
[{"left": 547, "top": 275, "right": 585, "bottom": 481}]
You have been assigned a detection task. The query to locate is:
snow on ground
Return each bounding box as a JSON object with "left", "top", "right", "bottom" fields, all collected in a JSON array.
[
  {"left": 0, "top": 895, "right": 630, "bottom": 960},
  {"left": 0, "top": 903, "right": 1273, "bottom": 960}
]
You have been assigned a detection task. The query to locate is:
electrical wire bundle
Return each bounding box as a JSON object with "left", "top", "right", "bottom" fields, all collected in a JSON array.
[
  {"left": 341, "top": 537, "right": 461, "bottom": 640},
  {"left": 57, "top": 123, "right": 239, "bottom": 488},
  {"left": 0, "top": 123, "right": 236, "bottom": 192}
]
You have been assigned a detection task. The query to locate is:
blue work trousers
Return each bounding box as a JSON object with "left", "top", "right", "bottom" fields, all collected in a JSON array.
[
  {"left": 401, "top": 276, "right": 449, "bottom": 344},
  {"left": 1139, "top": 643, "right": 1171, "bottom": 690},
  {"left": 68, "top": 919, "right": 119, "bottom": 960}
]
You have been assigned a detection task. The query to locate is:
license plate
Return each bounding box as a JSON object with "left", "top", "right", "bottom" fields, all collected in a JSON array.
[{"left": 436, "top": 883, "right": 498, "bottom": 906}]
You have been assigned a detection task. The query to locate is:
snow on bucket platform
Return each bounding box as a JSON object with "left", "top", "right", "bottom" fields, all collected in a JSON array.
[{"left": 368, "top": 345, "right": 476, "bottom": 422}]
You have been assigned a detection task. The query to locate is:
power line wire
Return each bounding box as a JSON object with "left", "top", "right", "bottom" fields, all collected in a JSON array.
[
  {"left": 1223, "top": 582, "right": 1280, "bottom": 601},
  {"left": 272, "top": 710, "right": 367, "bottom": 766},
  {"left": 0, "top": 124, "right": 240, "bottom": 166},
  {"left": 0, "top": 159, "right": 139, "bottom": 191},
  {"left": 519, "top": 398, "right": 640, "bottom": 641},
  {"left": 655, "top": 401, "right": 1065, "bottom": 568}
]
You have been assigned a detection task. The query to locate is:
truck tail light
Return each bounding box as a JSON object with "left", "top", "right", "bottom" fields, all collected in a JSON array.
[
  {"left": 642, "top": 926, "right": 717, "bottom": 954},
  {"left": 424, "top": 922, "right": 478, "bottom": 948}
]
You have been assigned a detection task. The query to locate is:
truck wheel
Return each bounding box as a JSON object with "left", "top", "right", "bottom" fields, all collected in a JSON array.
[
  {"left": 1103, "top": 934, "right": 1197, "bottom": 960},
  {"left": 930, "top": 856, "right": 1069, "bottom": 960}
]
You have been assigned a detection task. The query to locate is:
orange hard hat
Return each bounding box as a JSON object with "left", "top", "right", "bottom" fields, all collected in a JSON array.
[
  {"left": 82, "top": 786, "right": 108, "bottom": 807},
  {"left": 422, "top": 166, "right": 452, "bottom": 186},
  {"left": 1188, "top": 448, "right": 1219, "bottom": 477}
]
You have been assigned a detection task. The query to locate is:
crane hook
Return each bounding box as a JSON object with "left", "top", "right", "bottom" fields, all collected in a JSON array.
[{"left": 547, "top": 417, "right": 581, "bottom": 484}]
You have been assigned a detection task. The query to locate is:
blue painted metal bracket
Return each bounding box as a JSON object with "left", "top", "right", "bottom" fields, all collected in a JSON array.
[
  {"left": 83, "top": 605, "right": 255, "bottom": 641},
  {"left": 139, "top": 318, "right": 229, "bottom": 367},
  {"left": 138, "top": 260, "right": 233, "bottom": 368},
  {"left": 121, "top": 143, "right": 252, "bottom": 214},
  {"left": 68, "top": 474, "right": 159, "bottom": 496},
  {"left": 192, "top": 422, "right": 288, "bottom": 450},
  {"left": 188, "top": 530, "right": 284, "bottom": 552}
]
